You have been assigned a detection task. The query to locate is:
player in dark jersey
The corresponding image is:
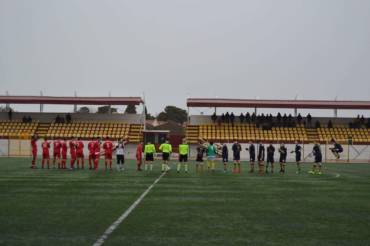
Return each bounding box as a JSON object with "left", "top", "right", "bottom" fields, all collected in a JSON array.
[
  {"left": 279, "top": 143, "right": 288, "bottom": 174},
  {"left": 246, "top": 142, "right": 256, "bottom": 173},
  {"left": 309, "top": 143, "right": 323, "bottom": 175},
  {"left": 196, "top": 141, "right": 207, "bottom": 172},
  {"left": 290, "top": 141, "right": 302, "bottom": 174},
  {"left": 291, "top": 141, "right": 302, "bottom": 173},
  {"left": 257, "top": 142, "right": 265, "bottom": 175},
  {"left": 221, "top": 143, "right": 228, "bottom": 173},
  {"left": 330, "top": 139, "right": 343, "bottom": 159},
  {"left": 266, "top": 144, "right": 275, "bottom": 173},
  {"left": 232, "top": 141, "right": 242, "bottom": 173}
]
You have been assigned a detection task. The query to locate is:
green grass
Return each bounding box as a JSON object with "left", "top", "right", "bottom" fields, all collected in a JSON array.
[{"left": 1, "top": 158, "right": 370, "bottom": 246}]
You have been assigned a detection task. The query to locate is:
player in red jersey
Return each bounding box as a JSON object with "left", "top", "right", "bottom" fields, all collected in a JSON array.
[
  {"left": 69, "top": 138, "right": 77, "bottom": 169},
  {"left": 103, "top": 137, "right": 113, "bottom": 171},
  {"left": 30, "top": 134, "right": 38, "bottom": 169},
  {"left": 41, "top": 138, "right": 51, "bottom": 169},
  {"left": 53, "top": 139, "right": 61, "bottom": 169},
  {"left": 88, "top": 139, "right": 95, "bottom": 170},
  {"left": 136, "top": 141, "right": 143, "bottom": 171},
  {"left": 60, "top": 139, "right": 68, "bottom": 169},
  {"left": 93, "top": 138, "right": 101, "bottom": 170},
  {"left": 76, "top": 138, "right": 85, "bottom": 169}
]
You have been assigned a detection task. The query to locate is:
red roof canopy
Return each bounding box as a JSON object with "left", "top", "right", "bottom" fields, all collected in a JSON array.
[
  {"left": 0, "top": 96, "right": 143, "bottom": 105},
  {"left": 187, "top": 98, "right": 370, "bottom": 110}
]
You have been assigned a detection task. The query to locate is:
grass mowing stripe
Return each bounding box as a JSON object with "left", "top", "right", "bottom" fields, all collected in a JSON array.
[{"left": 92, "top": 171, "right": 166, "bottom": 246}]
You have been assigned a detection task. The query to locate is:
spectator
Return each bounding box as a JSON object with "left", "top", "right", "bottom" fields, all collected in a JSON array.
[
  {"left": 230, "top": 112, "right": 235, "bottom": 125},
  {"left": 327, "top": 120, "right": 333, "bottom": 128},
  {"left": 366, "top": 118, "right": 370, "bottom": 128},
  {"left": 225, "top": 112, "right": 230, "bottom": 123},
  {"left": 66, "top": 113, "right": 72, "bottom": 123},
  {"left": 315, "top": 120, "right": 321, "bottom": 129},
  {"left": 22, "top": 116, "right": 27, "bottom": 123},
  {"left": 245, "top": 112, "right": 251, "bottom": 123},
  {"left": 282, "top": 114, "right": 288, "bottom": 127},
  {"left": 307, "top": 113, "right": 312, "bottom": 127},
  {"left": 360, "top": 115, "right": 365, "bottom": 125},
  {"left": 297, "top": 113, "right": 303, "bottom": 124},
  {"left": 56, "top": 115, "right": 61, "bottom": 123},
  {"left": 276, "top": 112, "right": 282, "bottom": 123},
  {"left": 288, "top": 114, "right": 293, "bottom": 127},
  {"left": 239, "top": 113, "right": 245, "bottom": 123},
  {"left": 211, "top": 112, "right": 217, "bottom": 123},
  {"left": 8, "top": 109, "right": 12, "bottom": 121},
  {"left": 260, "top": 113, "right": 265, "bottom": 123},
  {"left": 221, "top": 113, "right": 225, "bottom": 123},
  {"left": 251, "top": 112, "right": 256, "bottom": 123},
  {"left": 269, "top": 114, "right": 273, "bottom": 123},
  {"left": 27, "top": 116, "right": 32, "bottom": 123}
]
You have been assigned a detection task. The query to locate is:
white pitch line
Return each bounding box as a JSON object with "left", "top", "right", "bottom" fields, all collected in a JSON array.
[{"left": 93, "top": 172, "right": 166, "bottom": 246}]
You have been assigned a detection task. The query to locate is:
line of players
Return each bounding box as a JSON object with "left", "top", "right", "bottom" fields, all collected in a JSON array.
[
  {"left": 30, "top": 134, "right": 343, "bottom": 175},
  {"left": 30, "top": 134, "right": 128, "bottom": 171},
  {"left": 194, "top": 139, "right": 342, "bottom": 175},
  {"left": 142, "top": 140, "right": 327, "bottom": 175},
  {"left": 194, "top": 141, "right": 299, "bottom": 174}
]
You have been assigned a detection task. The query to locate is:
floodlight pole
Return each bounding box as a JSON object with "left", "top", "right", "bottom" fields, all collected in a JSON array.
[
  {"left": 73, "top": 91, "right": 77, "bottom": 113},
  {"left": 187, "top": 106, "right": 190, "bottom": 125},
  {"left": 334, "top": 96, "right": 338, "bottom": 118},
  {"left": 40, "top": 91, "right": 44, "bottom": 112},
  {"left": 108, "top": 91, "right": 112, "bottom": 114},
  {"left": 5, "top": 91, "right": 10, "bottom": 111},
  {"left": 294, "top": 95, "right": 298, "bottom": 117},
  {"left": 142, "top": 92, "right": 146, "bottom": 131}
]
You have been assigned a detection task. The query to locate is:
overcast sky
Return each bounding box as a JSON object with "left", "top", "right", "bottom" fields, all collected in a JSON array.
[{"left": 1, "top": 0, "right": 369, "bottom": 116}]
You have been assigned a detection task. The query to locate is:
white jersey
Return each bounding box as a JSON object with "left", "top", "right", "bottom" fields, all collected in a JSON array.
[{"left": 115, "top": 143, "right": 125, "bottom": 155}]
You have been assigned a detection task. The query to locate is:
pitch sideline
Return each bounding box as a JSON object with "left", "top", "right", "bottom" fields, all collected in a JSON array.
[{"left": 92, "top": 171, "right": 166, "bottom": 246}]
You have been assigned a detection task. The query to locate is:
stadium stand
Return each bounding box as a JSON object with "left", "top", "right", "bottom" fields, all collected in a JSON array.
[
  {"left": 0, "top": 120, "right": 144, "bottom": 142},
  {"left": 186, "top": 123, "right": 308, "bottom": 143},
  {"left": 0, "top": 95, "right": 145, "bottom": 143},
  {"left": 186, "top": 120, "right": 370, "bottom": 144},
  {"left": 0, "top": 120, "right": 38, "bottom": 138},
  {"left": 317, "top": 127, "right": 369, "bottom": 143},
  {"left": 186, "top": 98, "right": 370, "bottom": 144},
  {"left": 46, "top": 121, "right": 131, "bottom": 139}
]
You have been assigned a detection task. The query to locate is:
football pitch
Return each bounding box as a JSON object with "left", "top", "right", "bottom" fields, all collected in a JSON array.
[{"left": 1, "top": 158, "right": 370, "bottom": 246}]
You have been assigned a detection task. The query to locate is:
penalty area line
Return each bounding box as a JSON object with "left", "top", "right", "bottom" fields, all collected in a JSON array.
[{"left": 92, "top": 172, "right": 166, "bottom": 246}]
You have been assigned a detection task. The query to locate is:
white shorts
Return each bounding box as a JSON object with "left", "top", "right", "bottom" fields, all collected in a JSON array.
[{"left": 207, "top": 156, "right": 215, "bottom": 161}]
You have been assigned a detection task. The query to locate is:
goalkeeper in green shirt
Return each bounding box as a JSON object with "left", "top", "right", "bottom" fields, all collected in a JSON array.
[
  {"left": 178, "top": 139, "right": 189, "bottom": 173},
  {"left": 144, "top": 141, "right": 156, "bottom": 171},
  {"left": 207, "top": 141, "right": 217, "bottom": 172},
  {"left": 159, "top": 139, "right": 172, "bottom": 172}
]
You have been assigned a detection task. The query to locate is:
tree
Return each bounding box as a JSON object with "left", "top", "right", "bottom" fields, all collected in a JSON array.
[
  {"left": 97, "top": 106, "right": 117, "bottom": 114},
  {"left": 145, "top": 106, "right": 155, "bottom": 120},
  {"left": 77, "top": 106, "right": 90, "bottom": 113},
  {"left": 157, "top": 105, "right": 187, "bottom": 124},
  {"left": 125, "top": 104, "right": 137, "bottom": 114},
  {"left": 157, "top": 112, "right": 168, "bottom": 121}
]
